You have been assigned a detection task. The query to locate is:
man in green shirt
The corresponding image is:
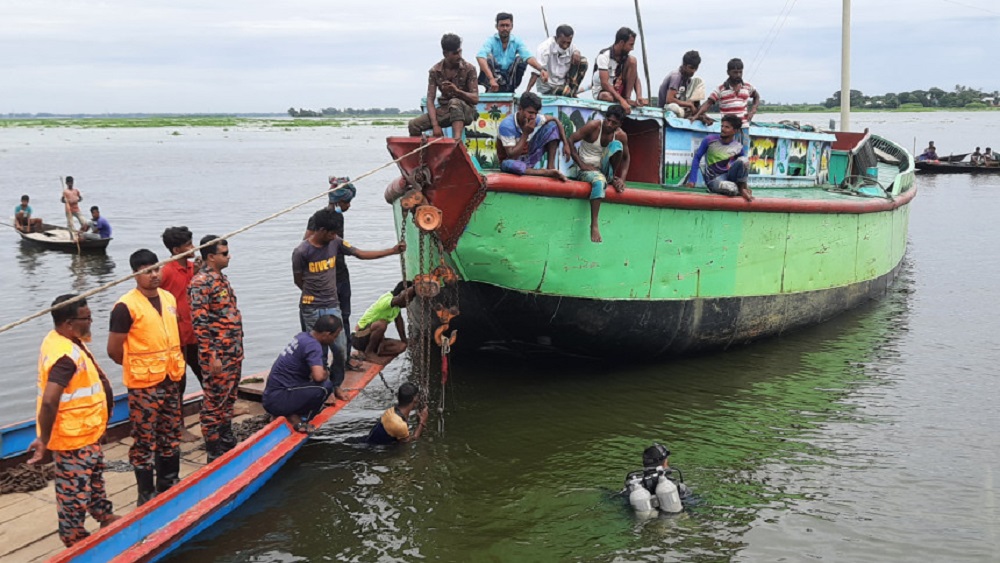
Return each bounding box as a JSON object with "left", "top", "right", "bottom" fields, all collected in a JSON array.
[{"left": 351, "top": 281, "right": 414, "bottom": 362}]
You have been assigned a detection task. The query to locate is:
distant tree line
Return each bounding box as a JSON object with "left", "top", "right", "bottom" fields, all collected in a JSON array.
[
  {"left": 823, "top": 85, "right": 999, "bottom": 109},
  {"left": 287, "top": 107, "right": 419, "bottom": 117}
]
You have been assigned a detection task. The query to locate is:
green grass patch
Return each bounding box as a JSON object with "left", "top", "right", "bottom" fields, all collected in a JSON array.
[{"left": 0, "top": 115, "right": 422, "bottom": 129}]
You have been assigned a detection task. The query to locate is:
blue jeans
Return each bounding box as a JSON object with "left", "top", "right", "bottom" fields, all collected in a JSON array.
[{"left": 299, "top": 306, "right": 347, "bottom": 389}]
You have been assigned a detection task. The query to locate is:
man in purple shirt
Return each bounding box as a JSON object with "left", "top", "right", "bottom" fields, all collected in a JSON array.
[
  {"left": 685, "top": 114, "right": 753, "bottom": 201},
  {"left": 82, "top": 206, "right": 112, "bottom": 240},
  {"left": 262, "top": 315, "right": 343, "bottom": 433}
]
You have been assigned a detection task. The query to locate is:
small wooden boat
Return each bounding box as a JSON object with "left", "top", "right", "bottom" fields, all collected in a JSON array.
[
  {"left": 937, "top": 153, "right": 970, "bottom": 163},
  {"left": 915, "top": 160, "right": 1000, "bottom": 174},
  {"left": 0, "top": 357, "right": 393, "bottom": 562},
  {"left": 17, "top": 223, "right": 112, "bottom": 252}
]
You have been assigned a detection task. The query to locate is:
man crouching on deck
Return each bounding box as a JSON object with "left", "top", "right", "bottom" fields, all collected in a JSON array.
[
  {"left": 498, "top": 92, "right": 572, "bottom": 180},
  {"left": 29, "top": 294, "right": 120, "bottom": 547},
  {"left": 685, "top": 114, "right": 753, "bottom": 202},
  {"left": 262, "top": 315, "right": 343, "bottom": 434}
]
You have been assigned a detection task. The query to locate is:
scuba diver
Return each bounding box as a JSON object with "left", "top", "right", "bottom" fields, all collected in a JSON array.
[{"left": 623, "top": 443, "right": 691, "bottom": 516}]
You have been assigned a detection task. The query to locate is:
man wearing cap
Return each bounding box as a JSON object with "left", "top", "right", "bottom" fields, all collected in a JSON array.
[
  {"left": 304, "top": 177, "right": 358, "bottom": 362},
  {"left": 29, "top": 294, "right": 120, "bottom": 547}
]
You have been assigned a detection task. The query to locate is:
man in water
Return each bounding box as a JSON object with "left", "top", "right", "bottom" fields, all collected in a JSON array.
[
  {"left": 689, "top": 58, "right": 760, "bottom": 135},
  {"left": 658, "top": 50, "right": 707, "bottom": 121},
  {"left": 14, "top": 194, "right": 43, "bottom": 233},
  {"left": 592, "top": 27, "right": 647, "bottom": 113},
  {"left": 408, "top": 34, "right": 479, "bottom": 140},
  {"left": 81, "top": 206, "right": 112, "bottom": 240},
  {"left": 61, "top": 176, "right": 88, "bottom": 237},
  {"left": 623, "top": 443, "right": 690, "bottom": 501},
  {"left": 189, "top": 235, "right": 244, "bottom": 461},
  {"left": 29, "top": 294, "right": 120, "bottom": 546},
  {"left": 352, "top": 280, "right": 414, "bottom": 362},
  {"left": 526, "top": 24, "right": 587, "bottom": 97},
  {"left": 497, "top": 92, "right": 571, "bottom": 180},
  {"left": 476, "top": 12, "right": 547, "bottom": 93},
  {"left": 366, "top": 382, "right": 429, "bottom": 445},
  {"left": 262, "top": 315, "right": 343, "bottom": 433},
  {"left": 567, "top": 104, "right": 631, "bottom": 243},
  {"left": 686, "top": 114, "right": 753, "bottom": 202},
  {"left": 107, "top": 249, "right": 186, "bottom": 506}
]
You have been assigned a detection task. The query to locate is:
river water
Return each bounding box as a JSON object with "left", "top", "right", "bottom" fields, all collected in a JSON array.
[{"left": 1, "top": 113, "right": 999, "bottom": 561}]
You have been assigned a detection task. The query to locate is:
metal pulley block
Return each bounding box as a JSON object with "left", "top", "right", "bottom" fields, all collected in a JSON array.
[
  {"left": 432, "top": 264, "right": 458, "bottom": 285},
  {"left": 434, "top": 303, "right": 460, "bottom": 324},
  {"left": 414, "top": 205, "right": 443, "bottom": 232},
  {"left": 400, "top": 189, "right": 427, "bottom": 211},
  {"left": 414, "top": 273, "right": 440, "bottom": 298}
]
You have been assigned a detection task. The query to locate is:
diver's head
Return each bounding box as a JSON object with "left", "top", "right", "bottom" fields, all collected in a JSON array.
[{"left": 642, "top": 443, "right": 670, "bottom": 468}]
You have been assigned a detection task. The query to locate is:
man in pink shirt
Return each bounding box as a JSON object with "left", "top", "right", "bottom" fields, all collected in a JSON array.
[
  {"left": 61, "top": 176, "right": 88, "bottom": 236},
  {"left": 160, "top": 226, "right": 203, "bottom": 443}
]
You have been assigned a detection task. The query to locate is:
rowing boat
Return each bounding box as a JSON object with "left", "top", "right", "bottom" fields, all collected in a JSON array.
[
  {"left": 16, "top": 223, "right": 112, "bottom": 252},
  {"left": 915, "top": 160, "right": 1000, "bottom": 174}
]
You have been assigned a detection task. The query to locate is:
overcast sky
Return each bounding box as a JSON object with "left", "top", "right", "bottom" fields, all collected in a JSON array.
[{"left": 2, "top": 0, "right": 997, "bottom": 113}]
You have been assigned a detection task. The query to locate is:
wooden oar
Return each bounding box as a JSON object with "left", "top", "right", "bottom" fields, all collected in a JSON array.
[{"left": 0, "top": 221, "right": 58, "bottom": 237}]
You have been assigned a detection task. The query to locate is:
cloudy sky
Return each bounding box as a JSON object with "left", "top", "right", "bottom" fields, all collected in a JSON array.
[{"left": 2, "top": 0, "right": 997, "bottom": 113}]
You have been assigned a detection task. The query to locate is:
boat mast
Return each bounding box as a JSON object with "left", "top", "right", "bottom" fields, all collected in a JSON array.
[{"left": 840, "top": 0, "right": 851, "bottom": 131}]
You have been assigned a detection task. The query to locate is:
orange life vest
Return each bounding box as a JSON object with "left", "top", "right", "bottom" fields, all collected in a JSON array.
[
  {"left": 117, "top": 288, "right": 185, "bottom": 389},
  {"left": 37, "top": 330, "right": 109, "bottom": 451}
]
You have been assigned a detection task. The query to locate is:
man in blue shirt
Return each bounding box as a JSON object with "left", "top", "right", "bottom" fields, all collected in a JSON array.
[
  {"left": 262, "top": 315, "right": 343, "bottom": 433},
  {"left": 83, "top": 206, "right": 112, "bottom": 239},
  {"left": 14, "top": 194, "right": 43, "bottom": 233},
  {"left": 477, "top": 12, "right": 548, "bottom": 93}
]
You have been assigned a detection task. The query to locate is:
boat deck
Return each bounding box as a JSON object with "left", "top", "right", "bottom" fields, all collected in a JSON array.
[{"left": 0, "top": 401, "right": 265, "bottom": 562}]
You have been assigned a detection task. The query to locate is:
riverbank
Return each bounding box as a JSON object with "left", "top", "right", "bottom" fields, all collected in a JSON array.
[
  {"left": 0, "top": 116, "right": 418, "bottom": 129},
  {"left": 759, "top": 105, "right": 1000, "bottom": 113}
]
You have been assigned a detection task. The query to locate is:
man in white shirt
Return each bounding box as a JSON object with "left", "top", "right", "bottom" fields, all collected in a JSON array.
[{"left": 526, "top": 25, "right": 588, "bottom": 97}]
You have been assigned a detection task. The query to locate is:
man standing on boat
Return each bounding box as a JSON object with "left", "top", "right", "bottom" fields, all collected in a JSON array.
[
  {"left": 262, "top": 315, "right": 343, "bottom": 433},
  {"left": 592, "top": 27, "right": 647, "bottom": 113},
  {"left": 688, "top": 58, "right": 760, "bottom": 138},
  {"left": 293, "top": 209, "right": 404, "bottom": 403},
  {"left": 61, "top": 176, "right": 88, "bottom": 238},
  {"left": 107, "top": 249, "right": 186, "bottom": 506},
  {"left": 686, "top": 114, "right": 753, "bottom": 202},
  {"left": 366, "top": 382, "right": 429, "bottom": 445},
  {"left": 658, "top": 50, "right": 707, "bottom": 121},
  {"left": 407, "top": 34, "right": 480, "bottom": 141},
  {"left": 160, "top": 226, "right": 204, "bottom": 443},
  {"left": 29, "top": 294, "right": 120, "bottom": 547},
  {"left": 497, "top": 92, "right": 572, "bottom": 180},
  {"left": 526, "top": 24, "right": 587, "bottom": 97},
  {"left": 189, "top": 235, "right": 244, "bottom": 461},
  {"left": 477, "top": 12, "right": 547, "bottom": 93},
  {"left": 14, "top": 194, "right": 43, "bottom": 233},
  {"left": 567, "top": 104, "right": 631, "bottom": 243}
]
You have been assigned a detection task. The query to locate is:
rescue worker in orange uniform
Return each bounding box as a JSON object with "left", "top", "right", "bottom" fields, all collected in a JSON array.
[
  {"left": 107, "top": 249, "right": 186, "bottom": 506},
  {"left": 28, "top": 294, "right": 120, "bottom": 546}
]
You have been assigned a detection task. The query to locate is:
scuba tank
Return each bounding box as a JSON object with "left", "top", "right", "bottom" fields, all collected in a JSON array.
[
  {"left": 655, "top": 473, "right": 683, "bottom": 513},
  {"left": 627, "top": 474, "right": 657, "bottom": 517}
]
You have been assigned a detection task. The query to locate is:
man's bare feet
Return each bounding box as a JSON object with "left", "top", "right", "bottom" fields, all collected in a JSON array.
[
  {"left": 334, "top": 388, "right": 349, "bottom": 401},
  {"left": 591, "top": 225, "right": 603, "bottom": 243},
  {"left": 100, "top": 514, "right": 122, "bottom": 528},
  {"left": 179, "top": 427, "right": 200, "bottom": 443},
  {"left": 546, "top": 170, "right": 567, "bottom": 181},
  {"left": 740, "top": 187, "right": 754, "bottom": 202}
]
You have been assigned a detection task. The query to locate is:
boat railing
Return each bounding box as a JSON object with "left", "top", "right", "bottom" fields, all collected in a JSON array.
[{"left": 870, "top": 135, "right": 915, "bottom": 195}]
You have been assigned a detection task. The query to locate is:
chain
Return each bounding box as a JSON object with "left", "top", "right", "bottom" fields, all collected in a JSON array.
[{"left": 0, "top": 463, "right": 54, "bottom": 494}]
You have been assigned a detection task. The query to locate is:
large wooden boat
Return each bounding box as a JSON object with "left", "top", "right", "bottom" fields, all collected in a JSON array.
[
  {"left": 17, "top": 223, "right": 112, "bottom": 252},
  {"left": 0, "top": 359, "right": 391, "bottom": 562},
  {"left": 386, "top": 94, "right": 916, "bottom": 359}
]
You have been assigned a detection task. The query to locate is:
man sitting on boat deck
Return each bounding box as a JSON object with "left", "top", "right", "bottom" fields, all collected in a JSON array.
[
  {"left": 688, "top": 58, "right": 760, "bottom": 138},
  {"left": 525, "top": 24, "right": 587, "bottom": 97},
  {"left": 970, "top": 147, "right": 983, "bottom": 165},
  {"left": 293, "top": 209, "right": 404, "bottom": 403},
  {"left": 983, "top": 147, "right": 997, "bottom": 166},
  {"left": 567, "top": 104, "right": 631, "bottom": 243},
  {"left": 366, "top": 382, "right": 429, "bottom": 445},
  {"left": 262, "top": 314, "right": 343, "bottom": 434},
  {"left": 476, "top": 12, "right": 547, "bottom": 93},
  {"left": 592, "top": 27, "right": 647, "bottom": 114},
  {"left": 80, "top": 205, "right": 112, "bottom": 240},
  {"left": 189, "top": 235, "right": 244, "bottom": 461},
  {"left": 107, "top": 249, "right": 186, "bottom": 506},
  {"left": 352, "top": 280, "right": 414, "bottom": 363},
  {"left": 918, "top": 145, "right": 939, "bottom": 162},
  {"left": 657, "top": 50, "right": 707, "bottom": 121},
  {"left": 407, "top": 34, "right": 480, "bottom": 141},
  {"left": 61, "top": 176, "right": 88, "bottom": 237},
  {"left": 686, "top": 114, "right": 753, "bottom": 202},
  {"left": 29, "top": 294, "right": 120, "bottom": 547},
  {"left": 14, "top": 194, "right": 43, "bottom": 233},
  {"left": 497, "top": 92, "right": 571, "bottom": 180}
]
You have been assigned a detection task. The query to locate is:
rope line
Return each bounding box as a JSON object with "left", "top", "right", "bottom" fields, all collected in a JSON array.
[{"left": 0, "top": 138, "right": 447, "bottom": 336}]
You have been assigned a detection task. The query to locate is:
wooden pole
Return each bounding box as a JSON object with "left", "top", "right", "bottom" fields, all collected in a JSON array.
[
  {"left": 840, "top": 0, "right": 851, "bottom": 131},
  {"left": 540, "top": 6, "right": 550, "bottom": 37},
  {"left": 633, "top": 0, "right": 652, "bottom": 103}
]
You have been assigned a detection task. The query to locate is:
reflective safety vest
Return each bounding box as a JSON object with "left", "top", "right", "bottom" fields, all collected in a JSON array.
[
  {"left": 37, "top": 330, "right": 109, "bottom": 451},
  {"left": 117, "top": 288, "right": 186, "bottom": 389}
]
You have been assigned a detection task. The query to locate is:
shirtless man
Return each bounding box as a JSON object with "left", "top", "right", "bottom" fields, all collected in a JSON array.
[{"left": 568, "top": 104, "right": 631, "bottom": 242}]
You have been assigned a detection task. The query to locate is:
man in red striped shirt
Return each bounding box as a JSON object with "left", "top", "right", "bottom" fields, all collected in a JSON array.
[{"left": 689, "top": 58, "right": 760, "bottom": 133}]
